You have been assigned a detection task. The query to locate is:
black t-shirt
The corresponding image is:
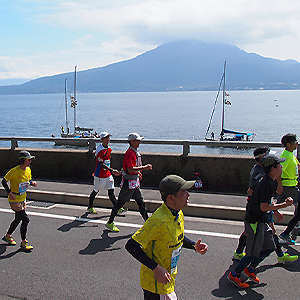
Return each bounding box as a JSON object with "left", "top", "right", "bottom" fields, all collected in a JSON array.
[{"left": 244, "top": 174, "right": 278, "bottom": 223}]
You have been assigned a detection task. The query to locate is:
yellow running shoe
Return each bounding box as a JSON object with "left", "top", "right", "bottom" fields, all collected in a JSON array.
[
  {"left": 87, "top": 207, "right": 97, "bottom": 214},
  {"left": 105, "top": 221, "right": 119, "bottom": 232},
  {"left": 21, "top": 240, "right": 33, "bottom": 251},
  {"left": 2, "top": 234, "right": 17, "bottom": 245},
  {"left": 277, "top": 253, "right": 298, "bottom": 263}
]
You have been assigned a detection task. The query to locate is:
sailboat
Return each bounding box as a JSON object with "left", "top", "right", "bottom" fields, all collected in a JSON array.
[
  {"left": 55, "top": 66, "right": 95, "bottom": 147},
  {"left": 205, "top": 61, "right": 255, "bottom": 142}
]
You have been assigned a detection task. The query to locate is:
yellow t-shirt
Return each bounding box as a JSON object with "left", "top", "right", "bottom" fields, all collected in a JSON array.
[
  {"left": 132, "top": 203, "right": 184, "bottom": 295},
  {"left": 4, "top": 165, "right": 32, "bottom": 202},
  {"left": 280, "top": 149, "right": 299, "bottom": 186}
]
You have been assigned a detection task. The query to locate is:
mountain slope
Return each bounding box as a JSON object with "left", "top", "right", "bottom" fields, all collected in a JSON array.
[{"left": 1, "top": 40, "right": 300, "bottom": 94}]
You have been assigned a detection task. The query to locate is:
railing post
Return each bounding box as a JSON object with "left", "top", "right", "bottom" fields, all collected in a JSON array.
[
  {"left": 183, "top": 141, "right": 190, "bottom": 156},
  {"left": 11, "top": 138, "right": 18, "bottom": 150},
  {"left": 88, "top": 139, "right": 96, "bottom": 152}
]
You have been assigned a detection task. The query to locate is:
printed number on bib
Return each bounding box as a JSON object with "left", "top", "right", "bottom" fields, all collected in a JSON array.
[
  {"left": 170, "top": 246, "right": 182, "bottom": 274},
  {"left": 19, "top": 181, "right": 29, "bottom": 195},
  {"left": 104, "top": 160, "right": 111, "bottom": 168}
]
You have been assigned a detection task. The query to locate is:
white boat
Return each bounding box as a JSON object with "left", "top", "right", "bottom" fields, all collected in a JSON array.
[
  {"left": 205, "top": 60, "right": 255, "bottom": 142},
  {"left": 55, "top": 66, "right": 95, "bottom": 147}
]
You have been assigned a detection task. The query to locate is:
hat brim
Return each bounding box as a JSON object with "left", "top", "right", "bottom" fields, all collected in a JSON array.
[
  {"left": 278, "top": 157, "right": 286, "bottom": 163},
  {"left": 20, "top": 156, "right": 35, "bottom": 160},
  {"left": 180, "top": 180, "right": 195, "bottom": 190}
]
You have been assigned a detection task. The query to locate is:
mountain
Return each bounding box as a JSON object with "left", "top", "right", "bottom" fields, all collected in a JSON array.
[{"left": 1, "top": 40, "right": 300, "bottom": 94}]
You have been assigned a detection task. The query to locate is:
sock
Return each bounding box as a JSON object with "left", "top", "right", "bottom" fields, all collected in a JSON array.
[{"left": 231, "top": 271, "right": 239, "bottom": 277}]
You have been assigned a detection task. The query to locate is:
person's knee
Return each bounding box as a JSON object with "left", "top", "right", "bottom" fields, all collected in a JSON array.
[{"left": 16, "top": 210, "right": 29, "bottom": 224}]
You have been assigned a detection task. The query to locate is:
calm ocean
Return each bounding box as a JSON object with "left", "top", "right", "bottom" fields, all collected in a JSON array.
[{"left": 1, "top": 90, "right": 299, "bottom": 155}]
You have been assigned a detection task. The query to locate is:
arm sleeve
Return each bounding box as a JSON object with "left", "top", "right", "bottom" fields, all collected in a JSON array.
[
  {"left": 183, "top": 236, "right": 196, "bottom": 250},
  {"left": 2, "top": 177, "right": 11, "bottom": 194},
  {"left": 125, "top": 238, "right": 158, "bottom": 270}
]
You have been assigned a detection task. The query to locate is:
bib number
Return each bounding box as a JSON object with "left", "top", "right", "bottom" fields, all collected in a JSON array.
[
  {"left": 19, "top": 181, "right": 29, "bottom": 195},
  {"left": 170, "top": 246, "right": 182, "bottom": 274}
]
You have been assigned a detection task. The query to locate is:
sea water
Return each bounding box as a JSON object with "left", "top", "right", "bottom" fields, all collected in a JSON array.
[{"left": 0, "top": 90, "right": 299, "bottom": 155}]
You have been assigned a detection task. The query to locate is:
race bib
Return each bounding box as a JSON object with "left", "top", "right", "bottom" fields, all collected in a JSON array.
[
  {"left": 128, "top": 179, "right": 140, "bottom": 189},
  {"left": 104, "top": 160, "right": 111, "bottom": 168},
  {"left": 170, "top": 246, "right": 182, "bottom": 274},
  {"left": 19, "top": 181, "right": 29, "bottom": 195}
]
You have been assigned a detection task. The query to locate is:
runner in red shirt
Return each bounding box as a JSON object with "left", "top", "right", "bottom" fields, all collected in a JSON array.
[
  {"left": 106, "top": 133, "right": 152, "bottom": 232},
  {"left": 87, "top": 132, "right": 124, "bottom": 214}
]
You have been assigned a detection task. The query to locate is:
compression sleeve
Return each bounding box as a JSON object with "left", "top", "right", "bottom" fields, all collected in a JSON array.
[
  {"left": 125, "top": 238, "right": 158, "bottom": 270},
  {"left": 2, "top": 177, "right": 11, "bottom": 194},
  {"left": 183, "top": 236, "right": 196, "bottom": 251}
]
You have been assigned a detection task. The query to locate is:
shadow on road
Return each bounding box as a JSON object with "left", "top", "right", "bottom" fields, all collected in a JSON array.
[
  {"left": 0, "top": 244, "right": 23, "bottom": 259},
  {"left": 79, "top": 230, "right": 132, "bottom": 255},
  {"left": 57, "top": 212, "right": 107, "bottom": 232},
  {"left": 211, "top": 262, "right": 265, "bottom": 299}
]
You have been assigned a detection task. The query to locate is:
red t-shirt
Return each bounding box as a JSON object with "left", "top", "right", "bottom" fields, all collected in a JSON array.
[{"left": 94, "top": 145, "right": 112, "bottom": 178}]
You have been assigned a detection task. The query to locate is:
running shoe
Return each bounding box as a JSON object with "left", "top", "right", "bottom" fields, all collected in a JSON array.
[
  {"left": 242, "top": 268, "right": 260, "bottom": 284},
  {"left": 227, "top": 272, "right": 249, "bottom": 288},
  {"left": 87, "top": 207, "right": 97, "bottom": 214},
  {"left": 105, "top": 221, "right": 119, "bottom": 232},
  {"left": 20, "top": 240, "right": 33, "bottom": 251},
  {"left": 118, "top": 207, "right": 128, "bottom": 214},
  {"left": 2, "top": 234, "right": 16, "bottom": 245},
  {"left": 279, "top": 232, "right": 296, "bottom": 245},
  {"left": 233, "top": 251, "right": 246, "bottom": 260},
  {"left": 277, "top": 253, "right": 298, "bottom": 263}
]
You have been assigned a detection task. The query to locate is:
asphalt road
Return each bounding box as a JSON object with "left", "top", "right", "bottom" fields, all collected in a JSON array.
[{"left": 0, "top": 197, "right": 300, "bottom": 300}]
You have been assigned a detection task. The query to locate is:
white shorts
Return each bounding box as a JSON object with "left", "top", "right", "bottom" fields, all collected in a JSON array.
[{"left": 93, "top": 175, "right": 114, "bottom": 192}]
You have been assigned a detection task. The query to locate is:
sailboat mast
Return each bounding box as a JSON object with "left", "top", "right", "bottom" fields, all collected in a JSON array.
[
  {"left": 74, "top": 66, "right": 77, "bottom": 132},
  {"left": 65, "top": 79, "right": 68, "bottom": 132},
  {"left": 221, "top": 60, "right": 226, "bottom": 139}
]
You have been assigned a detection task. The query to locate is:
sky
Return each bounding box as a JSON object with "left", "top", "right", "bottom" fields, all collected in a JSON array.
[{"left": 2, "top": 0, "right": 300, "bottom": 84}]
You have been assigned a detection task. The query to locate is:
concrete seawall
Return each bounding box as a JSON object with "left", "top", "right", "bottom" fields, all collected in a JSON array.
[{"left": 0, "top": 148, "right": 254, "bottom": 193}]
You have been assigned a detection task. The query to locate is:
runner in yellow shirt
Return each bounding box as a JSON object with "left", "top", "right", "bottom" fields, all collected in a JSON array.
[
  {"left": 125, "top": 175, "right": 208, "bottom": 299},
  {"left": 2, "top": 150, "right": 37, "bottom": 251},
  {"left": 278, "top": 133, "right": 300, "bottom": 244}
]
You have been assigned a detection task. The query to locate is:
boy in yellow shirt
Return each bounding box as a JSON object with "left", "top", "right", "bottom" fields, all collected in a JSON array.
[{"left": 125, "top": 175, "right": 208, "bottom": 299}]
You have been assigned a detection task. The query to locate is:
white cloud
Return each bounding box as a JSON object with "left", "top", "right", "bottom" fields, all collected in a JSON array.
[
  {"left": 2, "top": 0, "right": 300, "bottom": 80},
  {"left": 74, "top": 34, "right": 94, "bottom": 46}
]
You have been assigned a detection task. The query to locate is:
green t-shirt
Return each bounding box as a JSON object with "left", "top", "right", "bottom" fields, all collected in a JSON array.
[{"left": 280, "top": 149, "right": 299, "bottom": 186}]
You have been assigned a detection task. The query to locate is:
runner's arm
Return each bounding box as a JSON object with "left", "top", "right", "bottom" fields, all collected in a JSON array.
[
  {"left": 183, "top": 236, "right": 196, "bottom": 250},
  {"left": 2, "top": 177, "right": 11, "bottom": 194},
  {"left": 98, "top": 161, "right": 121, "bottom": 175},
  {"left": 125, "top": 238, "right": 158, "bottom": 270}
]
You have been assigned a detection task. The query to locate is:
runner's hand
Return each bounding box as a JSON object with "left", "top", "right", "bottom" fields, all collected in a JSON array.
[
  {"left": 143, "top": 164, "right": 152, "bottom": 171},
  {"left": 153, "top": 265, "right": 171, "bottom": 284},
  {"left": 8, "top": 192, "right": 16, "bottom": 200},
  {"left": 274, "top": 210, "right": 283, "bottom": 221},
  {"left": 285, "top": 197, "right": 294, "bottom": 207},
  {"left": 112, "top": 170, "right": 121, "bottom": 176},
  {"left": 195, "top": 238, "right": 208, "bottom": 255}
]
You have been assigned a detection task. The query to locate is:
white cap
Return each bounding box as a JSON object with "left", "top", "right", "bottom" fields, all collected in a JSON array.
[
  {"left": 99, "top": 132, "right": 111, "bottom": 139},
  {"left": 128, "top": 132, "right": 144, "bottom": 141}
]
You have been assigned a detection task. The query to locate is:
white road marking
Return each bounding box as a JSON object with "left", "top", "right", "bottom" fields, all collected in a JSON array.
[{"left": 0, "top": 208, "right": 271, "bottom": 240}]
